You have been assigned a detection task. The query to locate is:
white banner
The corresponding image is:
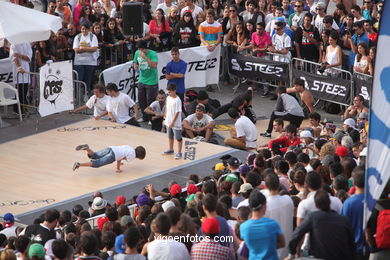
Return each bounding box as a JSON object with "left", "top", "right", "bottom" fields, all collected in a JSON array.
[
  {"left": 39, "top": 60, "right": 74, "bottom": 117},
  {"left": 0, "top": 58, "right": 14, "bottom": 86},
  {"left": 101, "top": 45, "right": 221, "bottom": 94}
]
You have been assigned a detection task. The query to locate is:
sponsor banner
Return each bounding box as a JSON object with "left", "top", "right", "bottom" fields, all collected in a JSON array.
[
  {"left": 102, "top": 46, "right": 221, "bottom": 97},
  {"left": 0, "top": 58, "right": 14, "bottom": 86},
  {"left": 228, "top": 52, "right": 290, "bottom": 81},
  {"left": 354, "top": 74, "right": 372, "bottom": 102},
  {"left": 293, "top": 69, "right": 351, "bottom": 105},
  {"left": 39, "top": 60, "right": 74, "bottom": 117}
]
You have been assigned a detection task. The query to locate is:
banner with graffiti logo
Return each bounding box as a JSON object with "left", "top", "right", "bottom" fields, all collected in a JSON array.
[{"left": 39, "top": 60, "right": 73, "bottom": 117}]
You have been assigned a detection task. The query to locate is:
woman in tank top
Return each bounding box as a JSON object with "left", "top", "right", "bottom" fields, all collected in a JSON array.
[{"left": 323, "top": 31, "right": 342, "bottom": 76}]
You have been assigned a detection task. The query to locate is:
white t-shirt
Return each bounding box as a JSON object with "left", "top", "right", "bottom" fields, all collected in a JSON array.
[
  {"left": 237, "top": 198, "right": 249, "bottom": 209},
  {"left": 165, "top": 96, "right": 182, "bottom": 130},
  {"left": 184, "top": 113, "right": 214, "bottom": 129},
  {"left": 10, "top": 43, "right": 33, "bottom": 84},
  {"left": 313, "top": 15, "right": 339, "bottom": 34},
  {"left": 0, "top": 226, "right": 17, "bottom": 238},
  {"left": 235, "top": 116, "right": 258, "bottom": 148},
  {"left": 149, "top": 100, "right": 166, "bottom": 115},
  {"left": 106, "top": 93, "right": 136, "bottom": 123},
  {"left": 297, "top": 191, "right": 343, "bottom": 220},
  {"left": 272, "top": 33, "right": 292, "bottom": 62},
  {"left": 155, "top": 2, "right": 177, "bottom": 14},
  {"left": 73, "top": 32, "right": 99, "bottom": 66},
  {"left": 147, "top": 239, "right": 190, "bottom": 260},
  {"left": 109, "top": 145, "right": 135, "bottom": 162},
  {"left": 86, "top": 94, "right": 109, "bottom": 119},
  {"left": 180, "top": 5, "right": 203, "bottom": 21},
  {"left": 265, "top": 13, "right": 274, "bottom": 26},
  {"left": 265, "top": 195, "right": 294, "bottom": 259}
]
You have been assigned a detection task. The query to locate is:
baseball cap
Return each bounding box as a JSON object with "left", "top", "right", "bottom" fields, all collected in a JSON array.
[
  {"left": 300, "top": 130, "right": 313, "bottom": 139},
  {"left": 120, "top": 215, "right": 135, "bottom": 226},
  {"left": 213, "top": 162, "right": 225, "bottom": 171},
  {"left": 116, "top": 195, "right": 126, "bottom": 206},
  {"left": 195, "top": 104, "right": 205, "bottom": 112},
  {"left": 187, "top": 184, "right": 198, "bottom": 195},
  {"left": 238, "top": 183, "right": 253, "bottom": 193},
  {"left": 170, "top": 184, "right": 182, "bottom": 196},
  {"left": 249, "top": 189, "right": 266, "bottom": 210},
  {"left": 225, "top": 173, "right": 239, "bottom": 182},
  {"left": 185, "top": 193, "right": 196, "bottom": 202},
  {"left": 162, "top": 200, "right": 175, "bottom": 212},
  {"left": 332, "top": 131, "right": 346, "bottom": 143},
  {"left": 3, "top": 213, "right": 14, "bottom": 228},
  {"left": 359, "top": 112, "right": 368, "bottom": 119},
  {"left": 28, "top": 243, "right": 45, "bottom": 259},
  {"left": 321, "top": 154, "right": 335, "bottom": 166},
  {"left": 344, "top": 118, "right": 356, "bottom": 129},
  {"left": 97, "top": 216, "right": 109, "bottom": 230},
  {"left": 274, "top": 16, "right": 286, "bottom": 23},
  {"left": 202, "top": 217, "right": 220, "bottom": 234},
  {"left": 336, "top": 146, "right": 349, "bottom": 158},
  {"left": 228, "top": 157, "right": 240, "bottom": 167},
  {"left": 238, "top": 164, "right": 250, "bottom": 176},
  {"left": 136, "top": 193, "right": 151, "bottom": 206}
]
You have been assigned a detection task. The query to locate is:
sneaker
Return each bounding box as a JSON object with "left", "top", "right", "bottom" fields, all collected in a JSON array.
[
  {"left": 260, "top": 132, "right": 272, "bottom": 138},
  {"left": 174, "top": 152, "right": 182, "bottom": 160},
  {"left": 73, "top": 162, "right": 80, "bottom": 171},
  {"left": 260, "top": 91, "right": 269, "bottom": 98},
  {"left": 148, "top": 121, "right": 152, "bottom": 125},
  {"left": 162, "top": 149, "right": 174, "bottom": 155},
  {"left": 75, "top": 144, "right": 89, "bottom": 151},
  {"left": 137, "top": 118, "right": 144, "bottom": 123}
]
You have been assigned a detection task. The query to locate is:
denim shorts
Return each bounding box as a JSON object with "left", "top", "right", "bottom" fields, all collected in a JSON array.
[
  {"left": 167, "top": 127, "right": 182, "bottom": 141},
  {"left": 90, "top": 148, "right": 116, "bottom": 168}
]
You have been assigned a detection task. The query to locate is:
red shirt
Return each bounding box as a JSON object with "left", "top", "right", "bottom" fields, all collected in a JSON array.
[
  {"left": 268, "top": 136, "right": 301, "bottom": 154},
  {"left": 250, "top": 31, "right": 272, "bottom": 57},
  {"left": 149, "top": 20, "right": 171, "bottom": 35},
  {"left": 367, "top": 32, "right": 377, "bottom": 43}
]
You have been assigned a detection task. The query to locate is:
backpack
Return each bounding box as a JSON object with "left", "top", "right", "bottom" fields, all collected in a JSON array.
[
  {"left": 375, "top": 203, "right": 390, "bottom": 249},
  {"left": 323, "top": 101, "right": 341, "bottom": 114},
  {"left": 77, "top": 32, "right": 94, "bottom": 42}
]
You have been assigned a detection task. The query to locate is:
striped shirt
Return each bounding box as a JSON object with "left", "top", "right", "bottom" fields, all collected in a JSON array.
[{"left": 198, "top": 21, "right": 222, "bottom": 45}]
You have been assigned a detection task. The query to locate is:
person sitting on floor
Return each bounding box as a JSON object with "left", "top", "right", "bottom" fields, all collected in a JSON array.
[
  {"left": 268, "top": 124, "right": 301, "bottom": 154},
  {"left": 224, "top": 107, "right": 258, "bottom": 150},
  {"left": 182, "top": 104, "right": 216, "bottom": 142},
  {"left": 144, "top": 90, "right": 166, "bottom": 132},
  {"left": 261, "top": 86, "right": 304, "bottom": 138}
]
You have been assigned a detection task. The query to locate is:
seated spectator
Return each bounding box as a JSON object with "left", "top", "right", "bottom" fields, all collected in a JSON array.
[
  {"left": 344, "top": 95, "right": 369, "bottom": 121},
  {"left": 75, "top": 231, "right": 100, "bottom": 260},
  {"left": 0, "top": 213, "right": 17, "bottom": 238},
  {"left": 224, "top": 107, "right": 258, "bottom": 150},
  {"left": 144, "top": 90, "right": 166, "bottom": 132},
  {"left": 353, "top": 42, "right": 370, "bottom": 74},
  {"left": 113, "top": 227, "right": 145, "bottom": 260},
  {"left": 307, "top": 112, "right": 322, "bottom": 137},
  {"left": 267, "top": 124, "right": 301, "bottom": 154},
  {"left": 173, "top": 11, "right": 199, "bottom": 49},
  {"left": 149, "top": 9, "right": 172, "bottom": 51},
  {"left": 182, "top": 104, "right": 216, "bottom": 142},
  {"left": 343, "top": 118, "right": 360, "bottom": 144},
  {"left": 23, "top": 209, "right": 60, "bottom": 245},
  {"left": 287, "top": 190, "right": 355, "bottom": 260},
  {"left": 261, "top": 86, "right": 305, "bottom": 138}
]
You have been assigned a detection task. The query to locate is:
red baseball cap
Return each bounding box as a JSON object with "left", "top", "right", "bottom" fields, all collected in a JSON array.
[
  {"left": 202, "top": 217, "right": 220, "bottom": 234},
  {"left": 336, "top": 146, "right": 349, "bottom": 158},
  {"left": 170, "top": 184, "right": 182, "bottom": 197},
  {"left": 187, "top": 184, "right": 198, "bottom": 195},
  {"left": 116, "top": 195, "right": 126, "bottom": 206},
  {"left": 97, "top": 216, "right": 109, "bottom": 230}
]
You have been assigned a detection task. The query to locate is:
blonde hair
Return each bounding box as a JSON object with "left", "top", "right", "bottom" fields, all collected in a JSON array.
[{"left": 319, "top": 142, "right": 336, "bottom": 160}]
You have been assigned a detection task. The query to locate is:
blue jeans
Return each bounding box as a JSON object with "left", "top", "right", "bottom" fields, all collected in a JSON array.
[
  {"left": 74, "top": 65, "right": 96, "bottom": 92},
  {"left": 90, "top": 148, "right": 116, "bottom": 168}
]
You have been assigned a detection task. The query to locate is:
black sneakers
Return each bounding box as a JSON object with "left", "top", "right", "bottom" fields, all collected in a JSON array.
[
  {"left": 73, "top": 162, "right": 80, "bottom": 171},
  {"left": 260, "top": 132, "right": 272, "bottom": 138},
  {"left": 75, "top": 144, "right": 89, "bottom": 151}
]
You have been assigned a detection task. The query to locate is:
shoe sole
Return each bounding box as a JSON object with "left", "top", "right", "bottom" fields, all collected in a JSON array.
[
  {"left": 162, "top": 151, "right": 174, "bottom": 155},
  {"left": 75, "top": 144, "right": 89, "bottom": 151},
  {"left": 73, "top": 162, "right": 80, "bottom": 171}
]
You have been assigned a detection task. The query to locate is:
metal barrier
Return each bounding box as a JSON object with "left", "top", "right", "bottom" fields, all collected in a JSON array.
[
  {"left": 292, "top": 57, "right": 354, "bottom": 106},
  {"left": 86, "top": 204, "right": 137, "bottom": 228},
  {"left": 228, "top": 51, "right": 293, "bottom": 94}
]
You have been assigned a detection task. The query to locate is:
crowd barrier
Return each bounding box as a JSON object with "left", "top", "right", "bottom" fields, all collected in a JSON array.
[{"left": 353, "top": 71, "right": 372, "bottom": 102}]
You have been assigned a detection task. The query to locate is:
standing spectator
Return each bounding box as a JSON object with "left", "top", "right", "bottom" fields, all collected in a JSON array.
[
  {"left": 143, "top": 213, "right": 190, "bottom": 260},
  {"left": 264, "top": 1, "right": 281, "bottom": 25},
  {"left": 294, "top": 13, "right": 320, "bottom": 62},
  {"left": 261, "top": 87, "right": 305, "bottom": 138},
  {"left": 144, "top": 90, "right": 166, "bottom": 132},
  {"left": 149, "top": 9, "right": 172, "bottom": 51},
  {"left": 10, "top": 42, "right": 32, "bottom": 113},
  {"left": 224, "top": 107, "right": 258, "bottom": 150},
  {"left": 163, "top": 84, "right": 183, "bottom": 160},
  {"left": 281, "top": 0, "right": 294, "bottom": 20},
  {"left": 101, "top": 0, "right": 115, "bottom": 17},
  {"left": 240, "top": 0, "right": 264, "bottom": 24},
  {"left": 73, "top": 23, "right": 99, "bottom": 93},
  {"left": 313, "top": 2, "right": 339, "bottom": 34},
  {"left": 75, "top": 231, "right": 101, "bottom": 260},
  {"left": 91, "top": 2, "right": 109, "bottom": 29},
  {"left": 268, "top": 21, "right": 292, "bottom": 62},
  {"left": 265, "top": 8, "right": 285, "bottom": 34},
  {"left": 74, "top": 0, "right": 90, "bottom": 31},
  {"left": 156, "top": 0, "right": 177, "bottom": 14},
  {"left": 23, "top": 209, "right": 60, "bottom": 245},
  {"left": 225, "top": 21, "right": 248, "bottom": 54},
  {"left": 173, "top": 10, "right": 199, "bottom": 48},
  {"left": 341, "top": 166, "right": 369, "bottom": 259},
  {"left": 113, "top": 226, "right": 146, "bottom": 260},
  {"left": 363, "top": 20, "right": 377, "bottom": 45},
  {"left": 368, "top": 46, "right": 375, "bottom": 76},
  {"left": 322, "top": 31, "right": 342, "bottom": 76},
  {"left": 79, "top": 5, "right": 93, "bottom": 28},
  {"left": 183, "top": 104, "right": 216, "bottom": 142},
  {"left": 35, "top": 41, "right": 56, "bottom": 68},
  {"left": 47, "top": 0, "right": 57, "bottom": 15},
  {"left": 191, "top": 218, "right": 235, "bottom": 260},
  {"left": 240, "top": 190, "right": 285, "bottom": 260},
  {"left": 222, "top": 4, "right": 243, "bottom": 36},
  {"left": 104, "top": 83, "right": 139, "bottom": 126},
  {"left": 288, "top": 0, "right": 307, "bottom": 31},
  {"left": 133, "top": 40, "right": 158, "bottom": 123},
  {"left": 180, "top": 0, "right": 203, "bottom": 22},
  {"left": 56, "top": 0, "right": 73, "bottom": 25},
  {"left": 103, "top": 18, "right": 126, "bottom": 47},
  {"left": 263, "top": 173, "right": 294, "bottom": 259},
  {"left": 286, "top": 190, "right": 356, "bottom": 260},
  {"left": 351, "top": 5, "right": 365, "bottom": 23},
  {"left": 167, "top": 6, "right": 180, "bottom": 29},
  {"left": 333, "top": 3, "right": 348, "bottom": 26},
  {"left": 165, "top": 47, "right": 187, "bottom": 110},
  {"left": 353, "top": 42, "right": 370, "bottom": 74},
  {"left": 250, "top": 21, "right": 272, "bottom": 57},
  {"left": 198, "top": 9, "right": 223, "bottom": 52}
]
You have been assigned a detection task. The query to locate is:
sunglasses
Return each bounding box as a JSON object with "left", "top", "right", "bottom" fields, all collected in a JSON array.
[
  {"left": 256, "top": 27, "right": 263, "bottom": 30},
  {"left": 295, "top": 5, "right": 302, "bottom": 7},
  {"left": 229, "top": 10, "right": 236, "bottom": 12},
  {"left": 364, "top": 1, "right": 371, "bottom": 3}
]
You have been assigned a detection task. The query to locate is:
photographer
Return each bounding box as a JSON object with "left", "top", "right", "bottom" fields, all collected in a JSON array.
[{"left": 319, "top": 31, "right": 342, "bottom": 76}]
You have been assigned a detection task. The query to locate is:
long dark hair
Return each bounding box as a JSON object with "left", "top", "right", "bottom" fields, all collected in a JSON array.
[
  {"left": 155, "top": 8, "right": 167, "bottom": 30},
  {"left": 80, "top": 5, "right": 92, "bottom": 20},
  {"left": 356, "top": 42, "right": 368, "bottom": 62},
  {"left": 179, "top": 11, "right": 195, "bottom": 28}
]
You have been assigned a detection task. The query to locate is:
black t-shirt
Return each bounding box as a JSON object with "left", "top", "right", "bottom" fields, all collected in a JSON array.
[
  {"left": 294, "top": 25, "right": 320, "bottom": 62},
  {"left": 24, "top": 224, "right": 56, "bottom": 245}
]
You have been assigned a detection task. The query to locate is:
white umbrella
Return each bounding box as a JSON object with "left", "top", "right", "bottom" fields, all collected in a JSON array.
[{"left": 0, "top": 1, "right": 62, "bottom": 45}]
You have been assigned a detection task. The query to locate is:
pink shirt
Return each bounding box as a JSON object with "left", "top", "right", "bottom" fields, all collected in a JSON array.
[
  {"left": 251, "top": 31, "right": 272, "bottom": 57},
  {"left": 149, "top": 20, "right": 171, "bottom": 35}
]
